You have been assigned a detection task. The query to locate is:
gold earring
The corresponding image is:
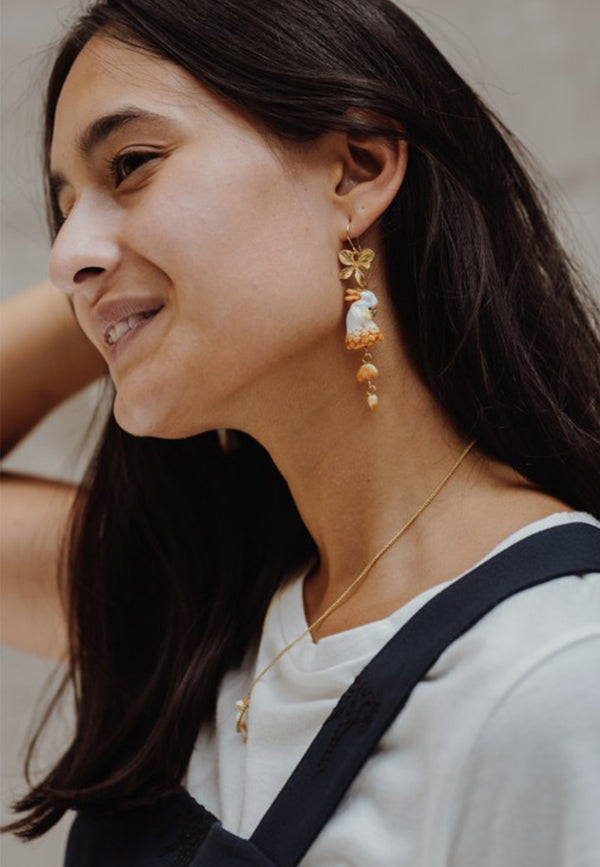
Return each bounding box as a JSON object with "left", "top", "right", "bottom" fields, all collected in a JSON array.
[{"left": 338, "top": 222, "right": 384, "bottom": 411}]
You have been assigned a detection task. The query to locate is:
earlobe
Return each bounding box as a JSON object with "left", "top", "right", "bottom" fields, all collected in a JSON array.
[{"left": 333, "top": 130, "right": 408, "bottom": 237}]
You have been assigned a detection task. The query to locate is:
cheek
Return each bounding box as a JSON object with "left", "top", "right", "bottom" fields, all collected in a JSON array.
[
  {"left": 136, "top": 150, "right": 341, "bottom": 347},
  {"left": 112, "top": 145, "right": 344, "bottom": 436}
]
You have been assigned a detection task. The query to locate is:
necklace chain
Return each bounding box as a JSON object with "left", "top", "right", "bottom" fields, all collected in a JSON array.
[{"left": 235, "top": 438, "right": 478, "bottom": 741}]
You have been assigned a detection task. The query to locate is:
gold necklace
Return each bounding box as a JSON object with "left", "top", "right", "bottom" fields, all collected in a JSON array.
[{"left": 235, "top": 438, "right": 477, "bottom": 742}]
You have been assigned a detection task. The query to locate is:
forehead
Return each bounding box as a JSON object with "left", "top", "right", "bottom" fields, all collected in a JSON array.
[{"left": 50, "top": 32, "right": 244, "bottom": 165}]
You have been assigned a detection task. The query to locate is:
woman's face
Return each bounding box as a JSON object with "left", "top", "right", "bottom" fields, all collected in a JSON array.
[{"left": 49, "top": 33, "right": 346, "bottom": 438}]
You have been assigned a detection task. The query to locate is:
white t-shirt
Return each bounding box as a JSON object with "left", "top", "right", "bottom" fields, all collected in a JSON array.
[{"left": 185, "top": 510, "right": 600, "bottom": 866}]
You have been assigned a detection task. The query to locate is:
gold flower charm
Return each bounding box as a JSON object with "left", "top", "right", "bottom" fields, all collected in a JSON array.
[{"left": 338, "top": 247, "right": 375, "bottom": 287}]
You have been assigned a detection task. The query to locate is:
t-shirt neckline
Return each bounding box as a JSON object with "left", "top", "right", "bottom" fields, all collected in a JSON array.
[{"left": 271, "top": 510, "right": 597, "bottom": 673}]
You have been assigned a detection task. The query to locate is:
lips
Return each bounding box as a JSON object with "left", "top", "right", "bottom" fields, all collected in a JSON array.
[
  {"left": 106, "top": 310, "right": 158, "bottom": 346},
  {"left": 92, "top": 296, "right": 165, "bottom": 349}
]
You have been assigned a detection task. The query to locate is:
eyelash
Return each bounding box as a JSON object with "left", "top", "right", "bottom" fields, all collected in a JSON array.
[
  {"left": 55, "top": 151, "right": 158, "bottom": 228},
  {"left": 106, "top": 150, "right": 158, "bottom": 186}
]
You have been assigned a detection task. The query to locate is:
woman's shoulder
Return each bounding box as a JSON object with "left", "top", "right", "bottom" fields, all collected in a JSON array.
[
  {"left": 414, "top": 516, "right": 600, "bottom": 860},
  {"left": 442, "top": 630, "right": 600, "bottom": 865},
  {"left": 421, "top": 510, "right": 600, "bottom": 732},
  {"left": 443, "top": 509, "right": 600, "bottom": 659}
]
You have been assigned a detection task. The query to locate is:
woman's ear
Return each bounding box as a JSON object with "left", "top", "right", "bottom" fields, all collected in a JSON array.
[{"left": 332, "top": 118, "right": 408, "bottom": 237}]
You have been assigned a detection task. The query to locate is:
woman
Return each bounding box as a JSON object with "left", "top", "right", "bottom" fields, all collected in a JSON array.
[{"left": 2, "top": 0, "right": 599, "bottom": 863}]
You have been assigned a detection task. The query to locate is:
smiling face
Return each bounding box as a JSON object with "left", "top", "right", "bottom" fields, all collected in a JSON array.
[{"left": 48, "top": 32, "right": 347, "bottom": 438}]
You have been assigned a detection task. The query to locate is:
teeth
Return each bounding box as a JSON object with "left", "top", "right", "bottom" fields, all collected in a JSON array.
[
  {"left": 128, "top": 312, "right": 148, "bottom": 329},
  {"left": 106, "top": 311, "right": 155, "bottom": 346}
]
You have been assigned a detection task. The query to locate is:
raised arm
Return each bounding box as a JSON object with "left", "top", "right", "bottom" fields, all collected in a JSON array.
[
  {"left": 1, "top": 281, "right": 107, "bottom": 458},
  {"left": 0, "top": 281, "right": 108, "bottom": 659}
]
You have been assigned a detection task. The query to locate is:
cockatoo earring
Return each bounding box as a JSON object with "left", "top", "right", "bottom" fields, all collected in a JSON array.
[{"left": 338, "top": 222, "right": 384, "bottom": 410}]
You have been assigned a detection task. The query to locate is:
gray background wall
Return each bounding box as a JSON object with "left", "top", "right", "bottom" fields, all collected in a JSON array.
[{"left": 1, "top": 0, "right": 599, "bottom": 864}]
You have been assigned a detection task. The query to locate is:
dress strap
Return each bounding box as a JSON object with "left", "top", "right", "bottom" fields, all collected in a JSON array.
[{"left": 244, "top": 522, "right": 600, "bottom": 867}]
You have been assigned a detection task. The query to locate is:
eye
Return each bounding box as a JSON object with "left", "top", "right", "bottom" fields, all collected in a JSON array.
[
  {"left": 107, "top": 150, "right": 159, "bottom": 186},
  {"left": 54, "top": 209, "right": 67, "bottom": 232}
]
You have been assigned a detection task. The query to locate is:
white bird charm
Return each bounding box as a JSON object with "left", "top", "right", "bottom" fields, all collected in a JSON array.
[{"left": 344, "top": 289, "right": 384, "bottom": 350}]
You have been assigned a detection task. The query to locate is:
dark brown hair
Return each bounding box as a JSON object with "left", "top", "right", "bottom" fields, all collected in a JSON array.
[{"left": 6, "top": 0, "right": 600, "bottom": 840}]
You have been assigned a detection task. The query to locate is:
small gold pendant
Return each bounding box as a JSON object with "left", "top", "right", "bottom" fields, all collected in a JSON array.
[{"left": 235, "top": 698, "right": 249, "bottom": 743}]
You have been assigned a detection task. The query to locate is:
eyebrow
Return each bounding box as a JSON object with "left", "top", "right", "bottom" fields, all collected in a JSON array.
[{"left": 49, "top": 107, "right": 170, "bottom": 201}]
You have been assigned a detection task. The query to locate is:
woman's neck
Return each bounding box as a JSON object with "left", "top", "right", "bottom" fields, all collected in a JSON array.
[{"left": 232, "top": 323, "right": 573, "bottom": 641}]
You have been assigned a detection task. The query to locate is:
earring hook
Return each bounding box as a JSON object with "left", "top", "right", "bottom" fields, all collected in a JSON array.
[{"left": 345, "top": 219, "right": 359, "bottom": 252}]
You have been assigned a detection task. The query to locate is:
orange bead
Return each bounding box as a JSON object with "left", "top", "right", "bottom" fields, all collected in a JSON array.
[{"left": 356, "top": 363, "right": 378, "bottom": 382}]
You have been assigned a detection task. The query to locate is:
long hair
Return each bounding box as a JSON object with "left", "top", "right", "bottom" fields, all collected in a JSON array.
[{"left": 6, "top": 0, "right": 600, "bottom": 840}]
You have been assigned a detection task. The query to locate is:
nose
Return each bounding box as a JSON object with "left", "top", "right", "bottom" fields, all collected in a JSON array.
[{"left": 48, "top": 195, "right": 121, "bottom": 299}]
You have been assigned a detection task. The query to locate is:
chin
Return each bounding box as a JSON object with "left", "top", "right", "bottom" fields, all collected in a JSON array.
[
  {"left": 112, "top": 391, "right": 213, "bottom": 440},
  {"left": 113, "top": 393, "right": 171, "bottom": 439}
]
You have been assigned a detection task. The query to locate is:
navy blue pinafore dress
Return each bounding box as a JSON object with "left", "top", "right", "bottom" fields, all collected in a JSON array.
[{"left": 64, "top": 522, "right": 600, "bottom": 866}]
